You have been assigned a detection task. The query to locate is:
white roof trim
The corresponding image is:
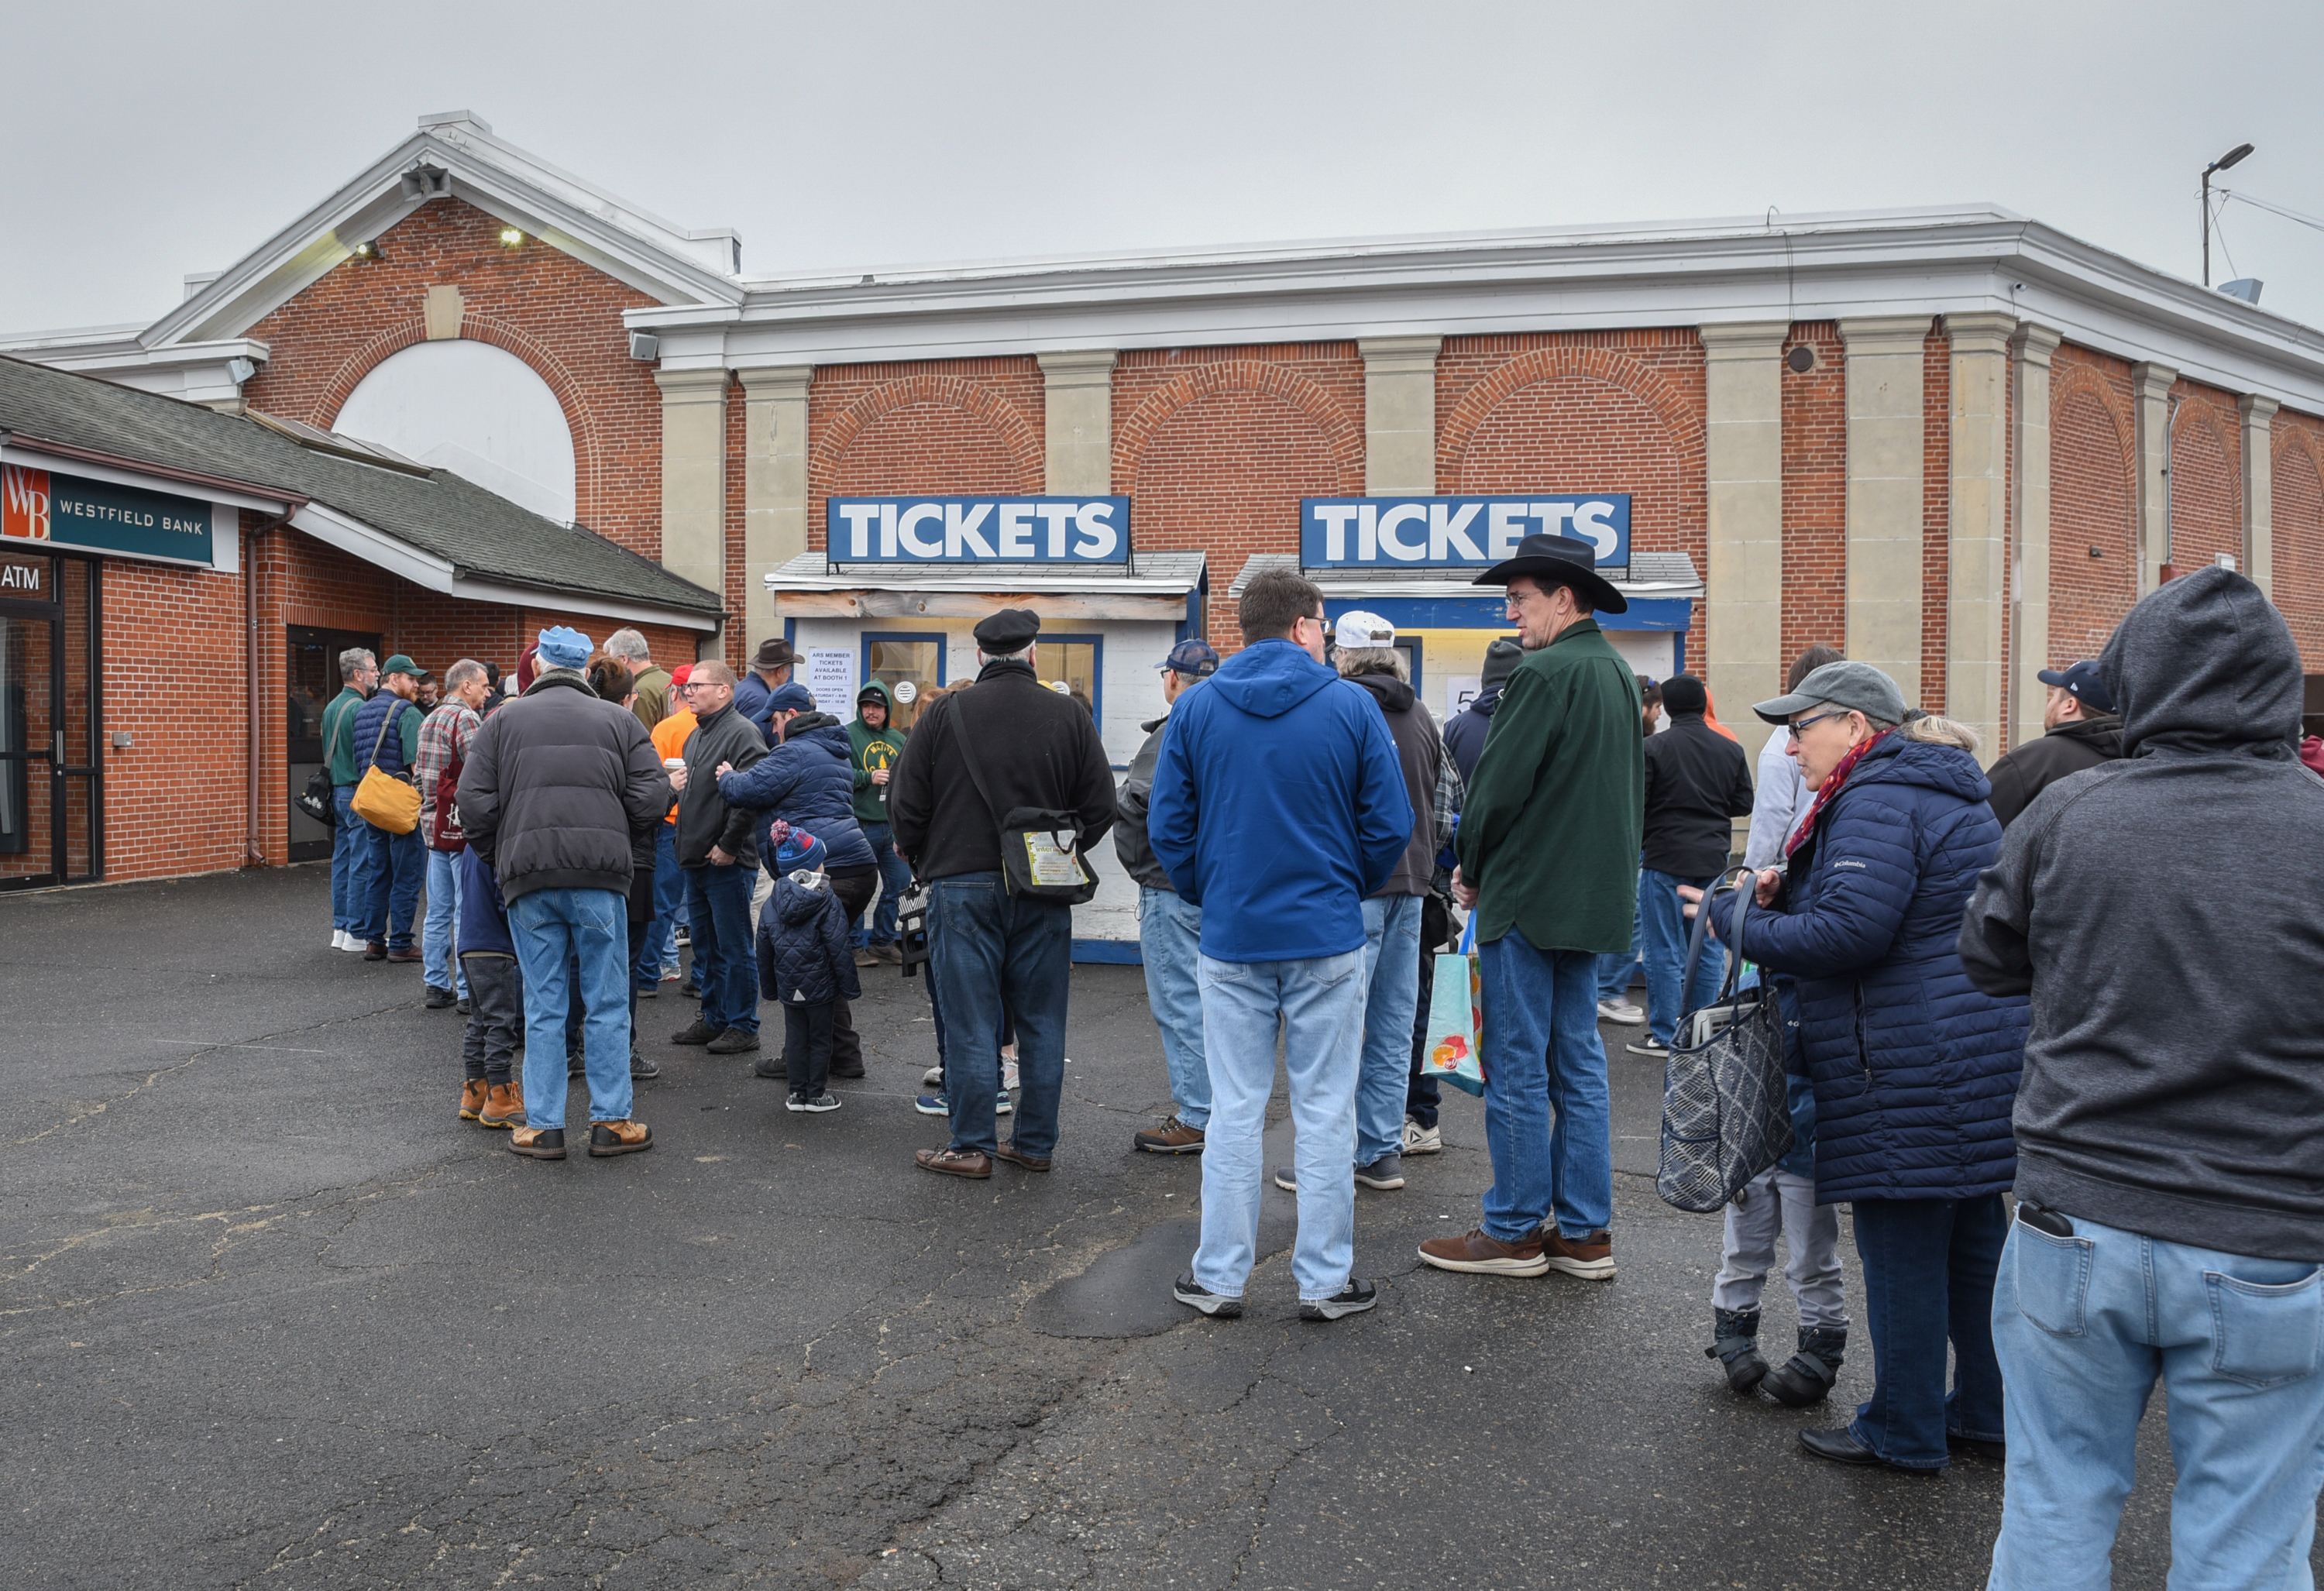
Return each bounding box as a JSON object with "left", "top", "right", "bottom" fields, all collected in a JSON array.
[
  {"left": 766, "top": 549, "right": 1205, "bottom": 596},
  {"left": 1226, "top": 552, "right": 1703, "bottom": 604}
]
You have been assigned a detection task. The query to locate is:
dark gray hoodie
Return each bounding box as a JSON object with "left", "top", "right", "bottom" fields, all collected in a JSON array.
[{"left": 1959, "top": 566, "right": 2324, "bottom": 1260}]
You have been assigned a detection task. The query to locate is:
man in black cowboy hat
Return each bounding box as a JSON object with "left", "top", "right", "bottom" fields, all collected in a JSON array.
[
  {"left": 1419, "top": 534, "right": 1643, "bottom": 1283},
  {"left": 734, "top": 637, "right": 797, "bottom": 741}
]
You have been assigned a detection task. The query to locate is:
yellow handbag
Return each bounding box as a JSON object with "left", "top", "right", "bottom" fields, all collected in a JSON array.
[{"left": 349, "top": 701, "right": 421, "bottom": 835}]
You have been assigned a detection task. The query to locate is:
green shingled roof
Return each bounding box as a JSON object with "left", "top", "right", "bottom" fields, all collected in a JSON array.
[{"left": 0, "top": 355, "right": 722, "bottom": 618}]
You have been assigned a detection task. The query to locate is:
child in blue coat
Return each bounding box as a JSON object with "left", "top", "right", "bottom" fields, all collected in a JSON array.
[{"left": 756, "top": 823, "right": 861, "bottom": 1113}]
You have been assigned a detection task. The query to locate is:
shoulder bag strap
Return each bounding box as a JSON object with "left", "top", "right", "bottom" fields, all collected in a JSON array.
[
  {"left": 944, "top": 686, "right": 1007, "bottom": 830},
  {"left": 365, "top": 700, "right": 398, "bottom": 771}
]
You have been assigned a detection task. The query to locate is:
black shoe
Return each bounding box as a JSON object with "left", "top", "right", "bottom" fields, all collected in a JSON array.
[
  {"left": 1707, "top": 1307, "right": 1769, "bottom": 1394},
  {"left": 1299, "top": 1280, "right": 1379, "bottom": 1322},
  {"left": 1797, "top": 1427, "right": 1934, "bottom": 1472},
  {"left": 1765, "top": 1326, "right": 1847, "bottom": 1407},
  {"left": 706, "top": 1027, "right": 761, "bottom": 1055},
  {"left": 566, "top": 1052, "right": 585, "bottom": 1077},
  {"left": 424, "top": 986, "right": 456, "bottom": 1009},
  {"left": 829, "top": 1059, "right": 865, "bottom": 1080},
  {"left": 629, "top": 1053, "right": 660, "bottom": 1081},
  {"left": 679, "top": 979, "right": 700, "bottom": 999},
  {"left": 456, "top": 997, "right": 471, "bottom": 1015},
  {"left": 1948, "top": 1431, "right": 2007, "bottom": 1462},
  {"left": 751, "top": 1061, "right": 788, "bottom": 1081},
  {"left": 669, "top": 1019, "right": 720, "bottom": 1046},
  {"left": 1173, "top": 1272, "right": 1243, "bottom": 1318},
  {"left": 634, "top": 983, "right": 658, "bottom": 999},
  {"left": 787, "top": 1091, "right": 842, "bottom": 1114}
]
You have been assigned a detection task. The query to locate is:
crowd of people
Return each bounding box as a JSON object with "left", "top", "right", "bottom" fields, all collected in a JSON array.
[{"left": 315, "top": 533, "right": 2324, "bottom": 1582}]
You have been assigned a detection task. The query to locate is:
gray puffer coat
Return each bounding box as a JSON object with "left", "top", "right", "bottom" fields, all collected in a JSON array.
[{"left": 457, "top": 672, "right": 669, "bottom": 902}]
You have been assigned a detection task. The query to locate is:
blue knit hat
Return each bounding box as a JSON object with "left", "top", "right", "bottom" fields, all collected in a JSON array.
[
  {"left": 775, "top": 827, "right": 823, "bottom": 872},
  {"left": 535, "top": 626, "right": 592, "bottom": 670}
]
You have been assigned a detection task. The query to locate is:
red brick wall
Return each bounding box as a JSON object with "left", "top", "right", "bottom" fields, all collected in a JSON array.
[
  {"left": 1779, "top": 324, "right": 1846, "bottom": 666},
  {"left": 2168, "top": 379, "right": 2242, "bottom": 576},
  {"left": 99, "top": 555, "right": 250, "bottom": 883},
  {"left": 1438, "top": 331, "right": 1707, "bottom": 665},
  {"left": 1921, "top": 328, "right": 1951, "bottom": 713},
  {"left": 1113, "top": 345, "right": 1363, "bottom": 650},
  {"left": 2048, "top": 345, "right": 2140, "bottom": 665},
  {"left": 238, "top": 198, "right": 663, "bottom": 557},
  {"left": 2274, "top": 411, "right": 2324, "bottom": 666}
]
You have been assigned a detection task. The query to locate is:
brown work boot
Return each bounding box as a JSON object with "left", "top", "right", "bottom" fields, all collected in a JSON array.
[
  {"left": 480, "top": 1081, "right": 524, "bottom": 1129},
  {"left": 588, "top": 1119, "right": 653, "bottom": 1157},
  {"left": 1133, "top": 1115, "right": 1206, "bottom": 1155},
  {"left": 509, "top": 1125, "right": 566, "bottom": 1160},
  {"left": 385, "top": 947, "right": 421, "bottom": 964},
  {"left": 458, "top": 1079, "right": 488, "bottom": 1122},
  {"left": 1417, "top": 1228, "right": 1550, "bottom": 1277},
  {"left": 1542, "top": 1228, "right": 1616, "bottom": 1280}
]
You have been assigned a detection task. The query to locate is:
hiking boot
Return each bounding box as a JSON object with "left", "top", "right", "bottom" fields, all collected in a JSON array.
[
  {"left": 456, "top": 996, "right": 471, "bottom": 1015},
  {"left": 385, "top": 947, "right": 421, "bottom": 964},
  {"left": 1707, "top": 1307, "right": 1769, "bottom": 1394},
  {"left": 1418, "top": 1228, "right": 1549, "bottom": 1277},
  {"left": 480, "top": 1081, "right": 525, "bottom": 1129},
  {"left": 364, "top": 940, "right": 387, "bottom": 960},
  {"left": 993, "top": 1141, "right": 1051, "bottom": 1172},
  {"left": 851, "top": 946, "right": 880, "bottom": 967},
  {"left": 706, "top": 1028, "right": 760, "bottom": 1055},
  {"left": 1765, "top": 1326, "right": 1847, "bottom": 1407},
  {"left": 425, "top": 986, "right": 456, "bottom": 1010},
  {"left": 871, "top": 942, "right": 905, "bottom": 965},
  {"left": 752, "top": 1060, "right": 787, "bottom": 1081},
  {"left": 914, "top": 1146, "right": 992, "bottom": 1179},
  {"left": 1401, "top": 1117, "right": 1442, "bottom": 1156},
  {"left": 458, "top": 1079, "right": 488, "bottom": 1122},
  {"left": 1542, "top": 1228, "right": 1616, "bottom": 1280},
  {"left": 787, "top": 1091, "right": 842, "bottom": 1114},
  {"left": 1134, "top": 1115, "right": 1206, "bottom": 1154},
  {"left": 589, "top": 1119, "right": 653, "bottom": 1157},
  {"left": 509, "top": 1125, "right": 566, "bottom": 1160},
  {"left": 629, "top": 1053, "right": 661, "bottom": 1081},
  {"left": 669, "top": 1019, "right": 720, "bottom": 1046},
  {"left": 1300, "top": 1280, "right": 1380, "bottom": 1321},
  {"left": 1173, "top": 1272, "right": 1243, "bottom": 1318},
  {"left": 1354, "top": 1153, "right": 1405, "bottom": 1191}
]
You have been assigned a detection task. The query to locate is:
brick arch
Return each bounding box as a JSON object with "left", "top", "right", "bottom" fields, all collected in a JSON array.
[
  {"left": 1112, "top": 359, "right": 1364, "bottom": 489},
  {"left": 2047, "top": 369, "right": 2140, "bottom": 660},
  {"left": 2272, "top": 427, "right": 2324, "bottom": 664},
  {"left": 811, "top": 374, "right": 1044, "bottom": 487},
  {"left": 308, "top": 315, "right": 607, "bottom": 525},
  {"left": 2049, "top": 365, "right": 2136, "bottom": 471},
  {"left": 1437, "top": 345, "right": 1706, "bottom": 475}
]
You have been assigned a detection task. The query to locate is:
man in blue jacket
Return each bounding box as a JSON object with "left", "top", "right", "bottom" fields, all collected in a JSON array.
[
  {"left": 1149, "top": 569, "right": 1413, "bottom": 1323},
  {"left": 349, "top": 654, "right": 426, "bottom": 963}
]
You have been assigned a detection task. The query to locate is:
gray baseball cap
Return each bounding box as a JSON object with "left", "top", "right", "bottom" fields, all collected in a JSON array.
[{"left": 1752, "top": 660, "right": 1908, "bottom": 727}]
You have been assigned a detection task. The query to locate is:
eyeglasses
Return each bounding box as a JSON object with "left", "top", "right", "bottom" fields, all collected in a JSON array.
[{"left": 1785, "top": 710, "right": 1845, "bottom": 741}]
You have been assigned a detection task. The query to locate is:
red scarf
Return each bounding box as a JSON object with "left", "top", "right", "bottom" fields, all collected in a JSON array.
[{"left": 1784, "top": 730, "right": 1892, "bottom": 859}]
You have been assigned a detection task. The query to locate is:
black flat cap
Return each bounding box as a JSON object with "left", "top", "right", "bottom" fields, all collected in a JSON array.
[{"left": 974, "top": 608, "right": 1040, "bottom": 653}]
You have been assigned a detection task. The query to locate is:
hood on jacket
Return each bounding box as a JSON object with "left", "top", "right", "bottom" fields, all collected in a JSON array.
[
  {"left": 1207, "top": 639, "right": 1340, "bottom": 720},
  {"left": 2099, "top": 564, "right": 2302, "bottom": 759},
  {"left": 1850, "top": 723, "right": 1993, "bottom": 804},
  {"left": 1468, "top": 684, "right": 1504, "bottom": 718},
  {"left": 854, "top": 681, "right": 895, "bottom": 726},
  {"left": 784, "top": 711, "right": 848, "bottom": 747},
  {"left": 1346, "top": 668, "right": 1416, "bottom": 714},
  {"left": 2050, "top": 713, "right": 2124, "bottom": 758},
  {"left": 775, "top": 867, "right": 834, "bottom": 924}
]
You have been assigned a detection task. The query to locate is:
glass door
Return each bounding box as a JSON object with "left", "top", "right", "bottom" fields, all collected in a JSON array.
[
  {"left": 286, "top": 627, "right": 381, "bottom": 862},
  {"left": 0, "top": 549, "right": 100, "bottom": 889}
]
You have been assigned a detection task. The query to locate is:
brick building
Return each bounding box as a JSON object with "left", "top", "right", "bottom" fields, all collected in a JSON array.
[{"left": 12, "top": 112, "right": 2324, "bottom": 930}]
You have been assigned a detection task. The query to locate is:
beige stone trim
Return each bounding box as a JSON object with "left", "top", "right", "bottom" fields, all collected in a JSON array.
[
  {"left": 1358, "top": 336, "right": 1442, "bottom": 494},
  {"left": 2010, "top": 325, "right": 2061, "bottom": 754},
  {"left": 1840, "top": 315, "right": 1932, "bottom": 706},
  {"left": 1946, "top": 312, "right": 2015, "bottom": 761},
  {"left": 654, "top": 368, "right": 730, "bottom": 659},
  {"left": 422, "top": 285, "right": 465, "bottom": 342},
  {"left": 2241, "top": 394, "right": 2279, "bottom": 597},
  {"left": 739, "top": 365, "right": 813, "bottom": 653},
  {"left": 1699, "top": 321, "right": 1789, "bottom": 765},
  {"left": 2132, "top": 361, "right": 2178, "bottom": 596},
  {"left": 1036, "top": 350, "right": 1117, "bottom": 494}
]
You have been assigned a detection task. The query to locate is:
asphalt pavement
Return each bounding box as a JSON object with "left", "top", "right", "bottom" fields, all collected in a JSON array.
[{"left": 2, "top": 866, "right": 2283, "bottom": 1588}]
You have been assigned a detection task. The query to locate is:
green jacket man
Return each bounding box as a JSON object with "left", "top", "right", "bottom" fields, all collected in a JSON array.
[
  {"left": 847, "top": 681, "right": 908, "bottom": 824},
  {"left": 323, "top": 679, "right": 371, "bottom": 787}
]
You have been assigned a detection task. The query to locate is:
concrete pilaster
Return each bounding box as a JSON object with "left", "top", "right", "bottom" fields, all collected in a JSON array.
[
  {"left": 1037, "top": 351, "right": 1117, "bottom": 494},
  {"left": 1946, "top": 312, "right": 2015, "bottom": 762},
  {"left": 2241, "top": 394, "right": 2279, "bottom": 596},
  {"left": 1840, "top": 316, "right": 1932, "bottom": 707},
  {"left": 739, "top": 365, "right": 813, "bottom": 654},
  {"left": 1699, "top": 321, "right": 1789, "bottom": 765},
  {"left": 2010, "top": 325, "right": 2061, "bottom": 754},
  {"left": 1358, "top": 336, "right": 1442, "bottom": 493},
  {"left": 2132, "top": 362, "right": 2178, "bottom": 596},
  {"left": 654, "top": 368, "right": 729, "bottom": 661}
]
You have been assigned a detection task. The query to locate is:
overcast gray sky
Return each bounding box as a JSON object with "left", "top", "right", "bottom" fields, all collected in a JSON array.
[{"left": 6, "top": 0, "right": 2322, "bottom": 332}]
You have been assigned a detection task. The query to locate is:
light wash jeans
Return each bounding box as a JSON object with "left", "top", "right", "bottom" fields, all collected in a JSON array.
[
  {"left": 1356, "top": 893, "right": 1424, "bottom": 1167},
  {"left": 1477, "top": 932, "right": 1614, "bottom": 1242},
  {"left": 329, "top": 785, "right": 362, "bottom": 933},
  {"left": 1711, "top": 1166, "right": 1847, "bottom": 1329},
  {"left": 422, "top": 847, "right": 466, "bottom": 997},
  {"left": 1192, "top": 949, "right": 1366, "bottom": 1302},
  {"left": 1137, "top": 885, "right": 1209, "bottom": 1129},
  {"left": 507, "top": 886, "right": 633, "bottom": 1128},
  {"left": 1640, "top": 867, "right": 1726, "bottom": 1045},
  {"left": 1988, "top": 1211, "right": 2324, "bottom": 1590}
]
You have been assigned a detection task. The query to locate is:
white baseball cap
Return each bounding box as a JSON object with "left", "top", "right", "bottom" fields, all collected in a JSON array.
[{"left": 1333, "top": 610, "right": 1396, "bottom": 648}]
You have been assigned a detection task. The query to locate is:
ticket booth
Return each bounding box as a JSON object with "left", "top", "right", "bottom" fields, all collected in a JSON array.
[{"left": 765, "top": 495, "right": 1205, "bottom": 959}]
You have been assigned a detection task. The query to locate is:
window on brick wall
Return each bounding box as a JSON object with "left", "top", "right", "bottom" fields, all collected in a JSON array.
[{"left": 335, "top": 341, "right": 577, "bottom": 524}]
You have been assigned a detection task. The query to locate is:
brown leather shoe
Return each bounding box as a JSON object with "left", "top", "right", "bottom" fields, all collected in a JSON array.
[
  {"left": 1133, "top": 1115, "right": 1205, "bottom": 1155},
  {"left": 459, "top": 1079, "right": 488, "bottom": 1122},
  {"left": 1542, "top": 1228, "right": 1616, "bottom": 1280},
  {"left": 480, "top": 1081, "right": 524, "bottom": 1129},
  {"left": 509, "top": 1125, "right": 566, "bottom": 1160},
  {"left": 385, "top": 947, "right": 422, "bottom": 964},
  {"left": 588, "top": 1119, "right": 653, "bottom": 1157},
  {"left": 1417, "top": 1228, "right": 1550, "bottom": 1277},
  {"left": 915, "top": 1146, "right": 992, "bottom": 1180},
  {"left": 993, "top": 1142, "right": 1052, "bottom": 1173}
]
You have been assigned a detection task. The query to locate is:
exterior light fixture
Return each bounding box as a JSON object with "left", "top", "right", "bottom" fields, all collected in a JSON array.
[
  {"left": 500, "top": 227, "right": 525, "bottom": 249},
  {"left": 2202, "top": 143, "right": 2255, "bottom": 287},
  {"left": 350, "top": 239, "right": 383, "bottom": 261}
]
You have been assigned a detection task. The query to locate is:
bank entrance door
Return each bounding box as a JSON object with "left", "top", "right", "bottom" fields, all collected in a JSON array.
[
  {"left": 287, "top": 626, "right": 382, "bottom": 863},
  {"left": 0, "top": 550, "right": 102, "bottom": 889}
]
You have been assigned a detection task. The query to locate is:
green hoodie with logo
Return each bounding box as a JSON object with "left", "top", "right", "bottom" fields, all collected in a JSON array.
[{"left": 846, "top": 682, "right": 909, "bottom": 824}]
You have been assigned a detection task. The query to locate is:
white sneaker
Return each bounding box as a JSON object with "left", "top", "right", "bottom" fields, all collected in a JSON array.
[
  {"left": 1401, "top": 1118, "right": 1443, "bottom": 1156},
  {"left": 922, "top": 1064, "right": 944, "bottom": 1088},
  {"left": 332, "top": 930, "right": 348, "bottom": 950},
  {"left": 1002, "top": 1060, "right": 1020, "bottom": 1091},
  {"left": 1597, "top": 998, "right": 1645, "bottom": 1026},
  {"left": 339, "top": 933, "right": 370, "bottom": 954}
]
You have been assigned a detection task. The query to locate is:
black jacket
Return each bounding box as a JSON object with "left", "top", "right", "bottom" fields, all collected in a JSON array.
[
  {"left": 1984, "top": 714, "right": 2123, "bottom": 826},
  {"left": 1115, "top": 710, "right": 1177, "bottom": 892},
  {"left": 676, "top": 705, "right": 768, "bottom": 870},
  {"left": 1960, "top": 567, "right": 2324, "bottom": 1262},
  {"left": 889, "top": 658, "right": 1118, "bottom": 882},
  {"left": 1641, "top": 714, "right": 1754, "bottom": 878},
  {"left": 456, "top": 672, "right": 669, "bottom": 903},
  {"left": 1346, "top": 670, "right": 1442, "bottom": 898}
]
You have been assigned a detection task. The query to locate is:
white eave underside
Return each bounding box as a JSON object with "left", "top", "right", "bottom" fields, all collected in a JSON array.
[{"left": 767, "top": 549, "right": 1205, "bottom": 596}]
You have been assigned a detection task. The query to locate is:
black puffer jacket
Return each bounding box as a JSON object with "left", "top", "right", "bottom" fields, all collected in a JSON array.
[
  {"left": 457, "top": 672, "right": 668, "bottom": 902},
  {"left": 756, "top": 869, "right": 862, "bottom": 1005},
  {"left": 1983, "top": 714, "right": 2123, "bottom": 827}
]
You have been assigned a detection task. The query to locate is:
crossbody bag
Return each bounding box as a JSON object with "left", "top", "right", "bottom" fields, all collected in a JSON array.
[{"left": 947, "top": 686, "right": 1099, "bottom": 905}]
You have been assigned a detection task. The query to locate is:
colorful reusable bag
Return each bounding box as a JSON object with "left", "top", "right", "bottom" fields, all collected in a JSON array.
[{"left": 1421, "top": 912, "right": 1485, "bottom": 1097}]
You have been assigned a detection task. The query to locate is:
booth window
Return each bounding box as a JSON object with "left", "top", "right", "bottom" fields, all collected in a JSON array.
[
  {"left": 863, "top": 633, "right": 946, "bottom": 730},
  {"left": 1040, "top": 634, "right": 1102, "bottom": 723}
]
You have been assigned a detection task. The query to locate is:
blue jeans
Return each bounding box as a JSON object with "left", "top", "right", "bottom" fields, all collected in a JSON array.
[
  {"left": 634, "top": 825, "right": 682, "bottom": 988},
  {"left": 928, "top": 872, "right": 1071, "bottom": 1157},
  {"left": 1989, "top": 1213, "right": 2324, "bottom": 1589},
  {"left": 1477, "top": 933, "right": 1614, "bottom": 1242},
  {"left": 1640, "top": 868, "right": 1726, "bottom": 1045},
  {"left": 507, "top": 887, "right": 633, "bottom": 1126},
  {"left": 1356, "top": 893, "right": 1424, "bottom": 1167},
  {"left": 1138, "top": 886, "right": 1209, "bottom": 1129},
  {"left": 329, "top": 785, "right": 362, "bottom": 932},
  {"left": 854, "top": 821, "right": 914, "bottom": 947},
  {"left": 352, "top": 821, "right": 423, "bottom": 950},
  {"left": 1193, "top": 949, "right": 1366, "bottom": 1301},
  {"left": 685, "top": 864, "right": 758, "bottom": 1035},
  {"left": 422, "top": 847, "right": 466, "bottom": 996},
  {"left": 1849, "top": 1194, "right": 2008, "bottom": 1469},
  {"left": 1597, "top": 873, "right": 1644, "bottom": 1002}
]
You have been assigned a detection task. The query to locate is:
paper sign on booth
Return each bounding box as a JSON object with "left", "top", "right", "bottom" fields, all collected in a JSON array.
[{"left": 806, "top": 649, "right": 855, "bottom": 716}]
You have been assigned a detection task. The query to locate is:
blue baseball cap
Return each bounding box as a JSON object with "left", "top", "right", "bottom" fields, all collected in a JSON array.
[
  {"left": 2037, "top": 660, "right": 2116, "bottom": 715},
  {"left": 763, "top": 682, "right": 817, "bottom": 715},
  {"left": 1158, "top": 637, "right": 1219, "bottom": 678}
]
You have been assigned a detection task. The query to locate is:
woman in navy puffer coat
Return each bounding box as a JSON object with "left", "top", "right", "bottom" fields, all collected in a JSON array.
[{"left": 1700, "top": 668, "right": 2027, "bottom": 1476}]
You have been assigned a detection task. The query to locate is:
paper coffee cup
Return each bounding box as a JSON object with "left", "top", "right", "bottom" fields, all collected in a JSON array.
[{"left": 663, "top": 758, "right": 686, "bottom": 772}]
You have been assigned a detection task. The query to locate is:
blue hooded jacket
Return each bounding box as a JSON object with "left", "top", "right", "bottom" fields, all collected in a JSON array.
[
  {"left": 1147, "top": 638, "right": 1413, "bottom": 963},
  {"left": 714, "top": 712, "right": 877, "bottom": 871},
  {"left": 453, "top": 844, "right": 514, "bottom": 958}
]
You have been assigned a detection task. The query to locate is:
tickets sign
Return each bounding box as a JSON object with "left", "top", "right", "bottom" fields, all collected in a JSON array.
[
  {"left": 1301, "top": 496, "right": 1629, "bottom": 571},
  {"left": 2, "top": 464, "right": 217, "bottom": 566},
  {"left": 827, "top": 496, "right": 1130, "bottom": 565}
]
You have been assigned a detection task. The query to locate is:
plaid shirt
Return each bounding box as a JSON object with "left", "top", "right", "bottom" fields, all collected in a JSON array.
[
  {"left": 1430, "top": 727, "right": 1465, "bottom": 895},
  {"left": 414, "top": 703, "right": 480, "bottom": 835}
]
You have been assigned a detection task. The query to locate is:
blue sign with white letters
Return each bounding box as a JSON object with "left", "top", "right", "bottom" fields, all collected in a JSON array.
[
  {"left": 1300, "top": 496, "right": 1630, "bottom": 572},
  {"left": 826, "top": 496, "right": 1131, "bottom": 565}
]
